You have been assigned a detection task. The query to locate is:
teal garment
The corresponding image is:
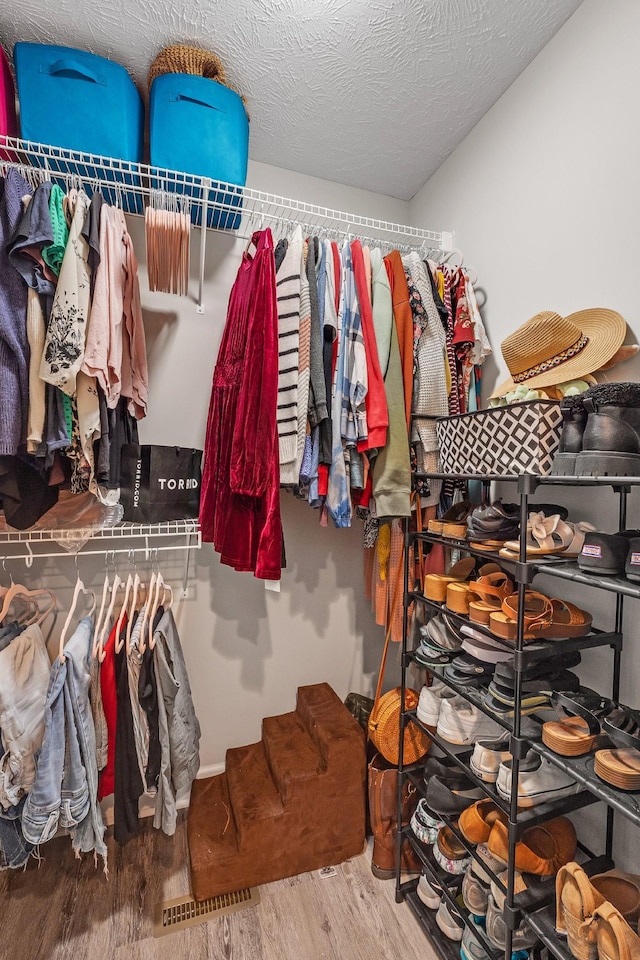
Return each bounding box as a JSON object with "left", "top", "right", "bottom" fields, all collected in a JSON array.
[{"left": 42, "top": 185, "right": 69, "bottom": 277}]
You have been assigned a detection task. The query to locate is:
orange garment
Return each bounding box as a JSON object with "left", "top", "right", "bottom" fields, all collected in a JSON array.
[
  {"left": 384, "top": 251, "right": 413, "bottom": 430},
  {"left": 352, "top": 240, "right": 388, "bottom": 452}
]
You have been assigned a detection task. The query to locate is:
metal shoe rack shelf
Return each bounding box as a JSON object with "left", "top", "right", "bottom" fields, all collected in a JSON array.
[{"left": 396, "top": 472, "right": 640, "bottom": 960}]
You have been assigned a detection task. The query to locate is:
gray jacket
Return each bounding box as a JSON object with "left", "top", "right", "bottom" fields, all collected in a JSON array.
[{"left": 152, "top": 610, "right": 200, "bottom": 836}]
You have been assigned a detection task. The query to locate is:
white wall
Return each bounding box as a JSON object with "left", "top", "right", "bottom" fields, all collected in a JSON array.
[
  {"left": 410, "top": 0, "right": 640, "bottom": 869},
  {"left": 130, "top": 162, "right": 410, "bottom": 775}
]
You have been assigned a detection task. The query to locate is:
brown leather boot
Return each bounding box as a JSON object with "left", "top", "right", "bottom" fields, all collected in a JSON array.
[{"left": 368, "top": 752, "right": 421, "bottom": 879}]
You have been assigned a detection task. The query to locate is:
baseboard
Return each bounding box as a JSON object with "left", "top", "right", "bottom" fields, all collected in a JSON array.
[{"left": 101, "top": 762, "right": 226, "bottom": 826}]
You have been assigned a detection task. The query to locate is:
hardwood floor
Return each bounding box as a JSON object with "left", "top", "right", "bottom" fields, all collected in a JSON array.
[{"left": 0, "top": 815, "right": 442, "bottom": 960}]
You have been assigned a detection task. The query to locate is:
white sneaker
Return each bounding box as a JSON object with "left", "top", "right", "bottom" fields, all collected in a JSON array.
[
  {"left": 416, "top": 681, "right": 460, "bottom": 727},
  {"left": 436, "top": 698, "right": 503, "bottom": 746},
  {"left": 416, "top": 873, "right": 442, "bottom": 910},
  {"left": 435, "top": 897, "right": 465, "bottom": 941},
  {"left": 470, "top": 733, "right": 512, "bottom": 782},
  {"left": 496, "top": 754, "right": 581, "bottom": 807}
]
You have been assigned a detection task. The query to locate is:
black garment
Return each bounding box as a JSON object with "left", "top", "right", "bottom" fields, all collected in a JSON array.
[
  {"left": 82, "top": 192, "right": 103, "bottom": 297},
  {"left": 103, "top": 397, "right": 139, "bottom": 490},
  {"left": 114, "top": 613, "right": 143, "bottom": 845},
  {"left": 424, "top": 259, "right": 449, "bottom": 329},
  {"left": 306, "top": 237, "right": 331, "bottom": 465},
  {"left": 274, "top": 237, "right": 288, "bottom": 272},
  {"left": 138, "top": 606, "right": 164, "bottom": 792}
]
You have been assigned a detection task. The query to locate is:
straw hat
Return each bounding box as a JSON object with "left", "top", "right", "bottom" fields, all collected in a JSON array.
[{"left": 490, "top": 308, "right": 627, "bottom": 398}]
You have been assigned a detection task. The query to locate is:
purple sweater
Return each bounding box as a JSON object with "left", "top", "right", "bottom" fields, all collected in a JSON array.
[{"left": 0, "top": 169, "right": 32, "bottom": 454}]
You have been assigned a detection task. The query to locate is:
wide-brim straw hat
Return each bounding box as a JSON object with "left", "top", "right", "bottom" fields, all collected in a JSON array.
[{"left": 490, "top": 308, "right": 627, "bottom": 398}]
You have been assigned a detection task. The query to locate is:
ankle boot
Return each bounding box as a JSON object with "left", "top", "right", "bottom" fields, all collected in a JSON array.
[
  {"left": 368, "top": 753, "right": 421, "bottom": 879},
  {"left": 551, "top": 395, "right": 587, "bottom": 476},
  {"left": 575, "top": 382, "right": 640, "bottom": 477}
]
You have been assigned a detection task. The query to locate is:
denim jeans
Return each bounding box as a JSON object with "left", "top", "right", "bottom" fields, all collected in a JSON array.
[
  {"left": 22, "top": 619, "right": 106, "bottom": 864},
  {"left": 0, "top": 624, "right": 50, "bottom": 809},
  {"left": 0, "top": 797, "right": 34, "bottom": 869}
]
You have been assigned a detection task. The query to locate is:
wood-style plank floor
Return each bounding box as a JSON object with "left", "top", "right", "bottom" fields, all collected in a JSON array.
[{"left": 0, "top": 814, "right": 441, "bottom": 960}]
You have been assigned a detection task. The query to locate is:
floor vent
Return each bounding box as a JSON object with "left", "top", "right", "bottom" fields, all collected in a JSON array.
[{"left": 153, "top": 887, "right": 260, "bottom": 937}]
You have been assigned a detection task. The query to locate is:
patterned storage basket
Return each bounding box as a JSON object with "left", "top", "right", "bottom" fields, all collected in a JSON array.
[{"left": 436, "top": 400, "right": 563, "bottom": 476}]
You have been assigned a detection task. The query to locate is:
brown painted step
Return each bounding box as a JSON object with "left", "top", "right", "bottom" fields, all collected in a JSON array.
[{"left": 262, "top": 710, "right": 324, "bottom": 804}]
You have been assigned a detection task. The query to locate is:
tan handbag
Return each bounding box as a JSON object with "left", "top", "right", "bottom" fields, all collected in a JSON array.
[{"left": 368, "top": 516, "right": 431, "bottom": 766}]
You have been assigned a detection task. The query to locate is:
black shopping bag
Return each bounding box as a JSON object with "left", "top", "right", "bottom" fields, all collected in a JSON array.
[{"left": 120, "top": 445, "right": 202, "bottom": 523}]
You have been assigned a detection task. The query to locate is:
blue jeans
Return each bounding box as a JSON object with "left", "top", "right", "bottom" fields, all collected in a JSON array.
[
  {"left": 0, "top": 798, "right": 33, "bottom": 869},
  {"left": 22, "top": 619, "right": 106, "bottom": 862}
]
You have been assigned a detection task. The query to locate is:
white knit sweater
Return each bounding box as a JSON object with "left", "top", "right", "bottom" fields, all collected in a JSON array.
[{"left": 276, "top": 225, "right": 303, "bottom": 470}]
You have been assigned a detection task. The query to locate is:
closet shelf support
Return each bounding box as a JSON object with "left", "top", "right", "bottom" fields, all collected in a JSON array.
[{"left": 197, "top": 178, "right": 211, "bottom": 314}]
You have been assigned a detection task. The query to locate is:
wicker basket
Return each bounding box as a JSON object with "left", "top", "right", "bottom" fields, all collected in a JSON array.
[
  {"left": 148, "top": 44, "right": 248, "bottom": 116},
  {"left": 368, "top": 687, "right": 431, "bottom": 766}
]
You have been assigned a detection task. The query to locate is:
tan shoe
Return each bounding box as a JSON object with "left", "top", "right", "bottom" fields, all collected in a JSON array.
[
  {"left": 592, "top": 899, "right": 640, "bottom": 960},
  {"left": 556, "top": 862, "right": 640, "bottom": 960}
]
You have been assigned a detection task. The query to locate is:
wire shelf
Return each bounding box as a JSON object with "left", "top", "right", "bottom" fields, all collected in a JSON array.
[
  {"left": 0, "top": 136, "right": 451, "bottom": 253},
  {"left": 0, "top": 519, "right": 201, "bottom": 561}
]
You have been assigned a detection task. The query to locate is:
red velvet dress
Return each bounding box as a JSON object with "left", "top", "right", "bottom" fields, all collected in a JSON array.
[{"left": 199, "top": 229, "right": 282, "bottom": 580}]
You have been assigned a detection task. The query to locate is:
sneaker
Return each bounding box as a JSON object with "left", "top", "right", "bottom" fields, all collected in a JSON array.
[
  {"left": 417, "top": 681, "right": 461, "bottom": 727},
  {"left": 486, "top": 892, "right": 538, "bottom": 951},
  {"left": 470, "top": 733, "right": 512, "bottom": 783},
  {"left": 462, "top": 864, "right": 490, "bottom": 917},
  {"left": 436, "top": 895, "right": 465, "bottom": 941},
  {"left": 410, "top": 798, "right": 444, "bottom": 846},
  {"left": 460, "top": 917, "right": 492, "bottom": 960},
  {"left": 496, "top": 753, "right": 582, "bottom": 807},
  {"left": 437, "top": 698, "right": 504, "bottom": 746},
  {"left": 416, "top": 872, "right": 442, "bottom": 909},
  {"left": 472, "top": 842, "right": 507, "bottom": 883}
]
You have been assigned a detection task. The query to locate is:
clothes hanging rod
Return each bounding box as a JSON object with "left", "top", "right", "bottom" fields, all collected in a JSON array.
[
  {"left": 0, "top": 541, "right": 200, "bottom": 563},
  {"left": 0, "top": 519, "right": 200, "bottom": 544},
  {"left": 0, "top": 135, "right": 454, "bottom": 252}
]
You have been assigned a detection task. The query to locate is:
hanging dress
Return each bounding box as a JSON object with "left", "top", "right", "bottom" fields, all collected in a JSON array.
[{"left": 199, "top": 229, "right": 282, "bottom": 580}]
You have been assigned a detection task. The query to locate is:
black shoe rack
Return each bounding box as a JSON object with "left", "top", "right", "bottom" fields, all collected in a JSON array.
[{"left": 395, "top": 471, "right": 640, "bottom": 960}]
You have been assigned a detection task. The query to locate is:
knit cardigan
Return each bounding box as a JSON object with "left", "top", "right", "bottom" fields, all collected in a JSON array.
[
  {"left": 275, "top": 225, "right": 303, "bottom": 475},
  {"left": 0, "top": 170, "right": 33, "bottom": 454}
]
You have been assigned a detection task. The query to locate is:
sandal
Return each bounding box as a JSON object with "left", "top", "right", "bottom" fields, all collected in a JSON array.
[
  {"left": 542, "top": 691, "right": 617, "bottom": 757},
  {"left": 489, "top": 593, "right": 592, "bottom": 643},
  {"left": 467, "top": 570, "right": 515, "bottom": 625},
  {"left": 428, "top": 500, "right": 472, "bottom": 538},
  {"left": 594, "top": 749, "right": 640, "bottom": 791},
  {"left": 501, "top": 514, "right": 597, "bottom": 558},
  {"left": 424, "top": 556, "right": 476, "bottom": 602}
]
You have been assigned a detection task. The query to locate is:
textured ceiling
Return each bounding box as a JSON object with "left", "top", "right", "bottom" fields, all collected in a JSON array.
[{"left": 1, "top": 0, "right": 583, "bottom": 200}]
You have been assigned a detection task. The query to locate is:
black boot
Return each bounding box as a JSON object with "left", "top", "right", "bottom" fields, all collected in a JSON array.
[
  {"left": 550, "top": 395, "right": 588, "bottom": 476},
  {"left": 575, "top": 383, "right": 640, "bottom": 477}
]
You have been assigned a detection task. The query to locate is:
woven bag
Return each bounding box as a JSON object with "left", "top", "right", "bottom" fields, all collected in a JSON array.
[{"left": 368, "top": 511, "right": 431, "bottom": 766}]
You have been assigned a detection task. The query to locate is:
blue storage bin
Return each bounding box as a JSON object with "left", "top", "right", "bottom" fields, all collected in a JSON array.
[
  {"left": 14, "top": 43, "right": 144, "bottom": 209},
  {"left": 150, "top": 74, "right": 249, "bottom": 230}
]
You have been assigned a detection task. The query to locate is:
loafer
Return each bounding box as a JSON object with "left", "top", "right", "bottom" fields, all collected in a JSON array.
[
  {"left": 466, "top": 500, "right": 520, "bottom": 541},
  {"left": 470, "top": 733, "right": 512, "bottom": 783},
  {"left": 437, "top": 698, "right": 504, "bottom": 746},
  {"left": 458, "top": 799, "right": 507, "bottom": 845},
  {"left": 496, "top": 753, "right": 582, "bottom": 807},
  {"left": 488, "top": 817, "right": 577, "bottom": 877}
]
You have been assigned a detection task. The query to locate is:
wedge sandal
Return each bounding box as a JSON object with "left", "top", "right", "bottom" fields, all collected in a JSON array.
[
  {"left": 468, "top": 570, "right": 515, "bottom": 625},
  {"left": 489, "top": 593, "right": 592, "bottom": 643},
  {"left": 595, "top": 749, "right": 640, "bottom": 791},
  {"left": 542, "top": 691, "right": 617, "bottom": 757},
  {"left": 424, "top": 556, "right": 476, "bottom": 602},
  {"left": 428, "top": 500, "right": 472, "bottom": 537}
]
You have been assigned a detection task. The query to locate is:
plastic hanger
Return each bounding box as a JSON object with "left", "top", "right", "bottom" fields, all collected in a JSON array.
[
  {"left": 114, "top": 552, "right": 136, "bottom": 654},
  {"left": 91, "top": 554, "right": 112, "bottom": 659},
  {"left": 58, "top": 567, "right": 96, "bottom": 664},
  {"left": 98, "top": 567, "right": 124, "bottom": 663}
]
